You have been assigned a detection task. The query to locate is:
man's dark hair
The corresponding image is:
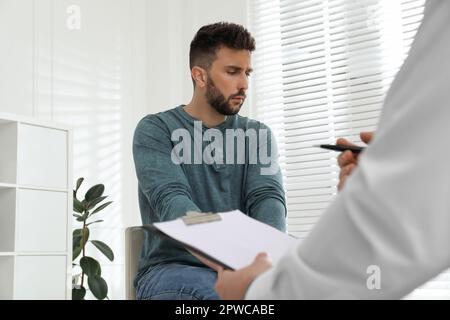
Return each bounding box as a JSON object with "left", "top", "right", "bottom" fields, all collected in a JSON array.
[{"left": 189, "top": 22, "right": 256, "bottom": 74}]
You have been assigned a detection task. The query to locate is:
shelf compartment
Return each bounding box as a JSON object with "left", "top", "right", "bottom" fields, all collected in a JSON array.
[
  {"left": 0, "top": 188, "right": 16, "bottom": 252},
  {"left": 0, "top": 256, "right": 14, "bottom": 299},
  {"left": 16, "top": 188, "right": 68, "bottom": 252},
  {"left": 0, "top": 121, "right": 18, "bottom": 184},
  {"left": 17, "top": 123, "right": 67, "bottom": 189},
  {"left": 14, "top": 255, "right": 67, "bottom": 299}
]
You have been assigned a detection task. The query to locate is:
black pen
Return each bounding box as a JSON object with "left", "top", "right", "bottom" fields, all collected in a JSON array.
[{"left": 314, "top": 144, "right": 365, "bottom": 154}]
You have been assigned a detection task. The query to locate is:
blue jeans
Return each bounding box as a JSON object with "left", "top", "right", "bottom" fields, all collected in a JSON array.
[{"left": 136, "top": 263, "right": 220, "bottom": 300}]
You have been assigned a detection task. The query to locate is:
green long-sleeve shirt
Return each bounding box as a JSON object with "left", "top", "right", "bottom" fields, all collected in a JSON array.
[{"left": 132, "top": 105, "right": 286, "bottom": 283}]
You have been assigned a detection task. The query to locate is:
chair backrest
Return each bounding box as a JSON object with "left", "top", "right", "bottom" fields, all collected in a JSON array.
[{"left": 125, "top": 226, "right": 144, "bottom": 300}]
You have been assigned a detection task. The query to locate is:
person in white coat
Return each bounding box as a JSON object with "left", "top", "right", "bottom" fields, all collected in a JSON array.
[{"left": 214, "top": 0, "right": 450, "bottom": 299}]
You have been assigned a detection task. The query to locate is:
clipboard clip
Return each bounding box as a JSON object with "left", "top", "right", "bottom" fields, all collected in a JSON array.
[{"left": 182, "top": 211, "right": 222, "bottom": 225}]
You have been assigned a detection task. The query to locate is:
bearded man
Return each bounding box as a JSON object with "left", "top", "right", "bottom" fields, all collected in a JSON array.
[{"left": 132, "top": 22, "right": 286, "bottom": 300}]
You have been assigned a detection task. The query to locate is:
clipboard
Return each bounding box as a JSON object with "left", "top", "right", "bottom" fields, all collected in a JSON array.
[
  {"left": 143, "top": 222, "right": 234, "bottom": 270},
  {"left": 143, "top": 210, "right": 297, "bottom": 271}
]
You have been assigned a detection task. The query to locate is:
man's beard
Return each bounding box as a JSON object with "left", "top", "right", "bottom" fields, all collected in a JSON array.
[{"left": 205, "top": 77, "right": 245, "bottom": 116}]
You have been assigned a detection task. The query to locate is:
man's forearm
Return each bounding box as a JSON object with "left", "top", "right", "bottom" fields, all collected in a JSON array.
[
  {"left": 249, "top": 197, "right": 286, "bottom": 232},
  {"left": 150, "top": 190, "right": 201, "bottom": 221}
]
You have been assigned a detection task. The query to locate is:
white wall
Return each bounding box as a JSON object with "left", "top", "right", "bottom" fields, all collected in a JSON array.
[
  {"left": 0, "top": 0, "right": 34, "bottom": 116},
  {"left": 0, "top": 0, "right": 249, "bottom": 299}
]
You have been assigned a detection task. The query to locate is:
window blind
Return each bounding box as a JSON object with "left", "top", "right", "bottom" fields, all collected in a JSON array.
[{"left": 250, "top": 0, "right": 449, "bottom": 299}]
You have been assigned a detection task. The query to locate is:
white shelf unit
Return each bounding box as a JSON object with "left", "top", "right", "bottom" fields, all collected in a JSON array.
[{"left": 0, "top": 113, "right": 72, "bottom": 300}]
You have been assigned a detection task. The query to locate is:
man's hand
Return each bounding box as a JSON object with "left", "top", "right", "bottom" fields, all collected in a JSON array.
[
  {"left": 215, "top": 252, "right": 272, "bottom": 300},
  {"left": 336, "top": 132, "right": 373, "bottom": 191}
]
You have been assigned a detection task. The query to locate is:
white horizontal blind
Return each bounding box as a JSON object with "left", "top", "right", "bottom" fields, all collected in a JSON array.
[
  {"left": 251, "top": 0, "right": 425, "bottom": 239},
  {"left": 250, "top": 0, "right": 450, "bottom": 299}
]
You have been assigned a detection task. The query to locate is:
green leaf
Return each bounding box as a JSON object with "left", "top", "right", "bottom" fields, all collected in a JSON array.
[
  {"left": 74, "top": 178, "right": 84, "bottom": 199},
  {"left": 73, "top": 197, "right": 84, "bottom": 214},
  {"left": 85, "top": 184, "right": 104, "bottom": 202},
  {"left": 73, "top": 248, "right": 82, "bottom": 261},
  {"left": 86, "top": 219, "right": 103, "bottom": 227},
  {"left": 73, "top": 214, "right": 82, "bottom": 218},
  {"left": 73, "top": 229, "right": 82, "bottom": 239},
  {"left": 76, "top": 210, "right": 89, "bottom": 222},
  {"left": 72, "top": 286, "right": 86, "bottom": 300},
  {"left": 80, "top": 256, "right": 101, "bottom": 277},
  {"left": 91, "top": 201, "right": 113, "bottom": 215},
  {"left": 75, "top": 177, "right": 84, "bottom": 193},
  {"left": 91, "top": 240, "right": 114, "bottom": 261},
  {"left": 72, "top": 233, "right": 82, "bottom": 261},
  {"left": 86, "top": 196, "right": 107, "bottom": 211},
  {"left": 81, "top": 228, "right": 90, "bottom": 245},
  {"left": 88, "top": 275, "right": 108, "bottom": 300},
  {"left": 72, "top": 228, "right": 90, "bottom": 260}
]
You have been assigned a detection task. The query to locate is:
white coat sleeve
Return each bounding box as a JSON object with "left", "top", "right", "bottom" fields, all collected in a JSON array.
[{"left": 246, "top": 0, "right": 450, "bottom": 299}]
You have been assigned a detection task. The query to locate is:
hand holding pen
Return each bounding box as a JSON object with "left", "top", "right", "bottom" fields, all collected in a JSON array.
[
  {"left": 316, "top": 132, "right": 373, "bottom": 191},
  {"left": 336, "top": 132, "right": 373, "bottom": 191}
]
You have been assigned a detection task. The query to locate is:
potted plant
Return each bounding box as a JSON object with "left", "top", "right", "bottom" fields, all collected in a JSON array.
[{"left": 72, "top": 177, "right": 114, "bottom": 300}]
